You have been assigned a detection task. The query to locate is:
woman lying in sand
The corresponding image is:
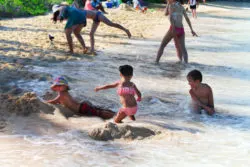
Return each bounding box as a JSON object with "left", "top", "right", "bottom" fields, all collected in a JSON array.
[
  {"left": 46, "top": 76, "right": 115, "bottom": 119},
  {"left": 156, "top": 0, "right": 197, "bottom": 64},
  {"left": 52, "top": 5, "right": 131, "bottom": 55}
]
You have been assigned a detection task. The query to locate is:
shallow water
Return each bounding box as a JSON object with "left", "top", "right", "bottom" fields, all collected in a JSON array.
[{"left": 1, "top": 2, "right": 250, "bottom": 166}]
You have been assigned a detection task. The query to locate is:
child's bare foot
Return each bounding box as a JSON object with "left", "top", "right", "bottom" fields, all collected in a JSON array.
[
  {"left": 114, "top": 112, "right": 126, "bottom": 123},
  {"left": 83, "top": 47, "right": 88, "bottom": 54},
  {"left": 129, "top": 115, "right": 136, "bottom": 121},
  {"left": 90, "top": 51, "right": 97, "bottom": 56},
  {"left": 114, "top": 120, "right": 123, "bottom": 123}
]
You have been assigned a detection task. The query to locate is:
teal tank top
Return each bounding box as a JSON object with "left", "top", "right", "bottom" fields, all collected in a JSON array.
[{"left": 60, "top": 6, "right": 87, "bottom": 29}]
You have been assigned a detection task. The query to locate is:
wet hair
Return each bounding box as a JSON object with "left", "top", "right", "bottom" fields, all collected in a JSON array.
[
  {"left": 119, "top": 65, "right": 133, "bottom": 76},
  {"left": 187, "top": 69, "right": 202, "bottom": 82}
]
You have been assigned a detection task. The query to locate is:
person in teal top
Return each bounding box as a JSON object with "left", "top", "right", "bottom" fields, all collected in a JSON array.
[
  {"left": 59, "top": 6, "right": 87, "bottom": 29},
  {"left": 52, "top": 5, "right": 88, "bottom": 54},
  {"left": 52, "top": 4, "right": 131, "bottom": 55}
]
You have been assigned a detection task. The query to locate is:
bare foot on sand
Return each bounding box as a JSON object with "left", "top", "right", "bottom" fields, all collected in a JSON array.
[
  {"left": 90, "top": 51, "right": 97, "bottom": 56},
  {"left": 129, "top": 115, "right": 136, "bottom": 121},
  {"left": 83, "top": 47, "right": 88, "bottom": 54}
]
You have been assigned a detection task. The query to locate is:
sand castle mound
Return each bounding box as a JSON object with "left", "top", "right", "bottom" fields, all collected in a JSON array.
[
  {"left": 0, "top": 92, "right": 54, "bottom": 116},
  {"left": 89, "top": 122, "right": 159, "bottom": 141}
]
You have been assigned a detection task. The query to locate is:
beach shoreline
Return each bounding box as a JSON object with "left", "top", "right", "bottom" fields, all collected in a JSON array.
[{"left": 0, "top": 0, "right": 249, "bottom": 133}]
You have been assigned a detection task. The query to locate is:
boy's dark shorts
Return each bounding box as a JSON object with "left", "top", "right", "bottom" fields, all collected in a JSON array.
[
  {"left": 79, "top": 102, "right": 100, "bottom": 116},
  {"left": 190, "top": 5, "right": 196, "bottom": 9}
]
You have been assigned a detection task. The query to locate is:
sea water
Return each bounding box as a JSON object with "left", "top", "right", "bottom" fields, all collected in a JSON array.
[{"left": 1, "top": 2, "right": 250, "bottom": 167}]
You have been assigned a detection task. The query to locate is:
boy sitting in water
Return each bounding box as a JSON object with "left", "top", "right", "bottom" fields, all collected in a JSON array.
[
  {"left": 46, "top": 76, "right": 115, "bottom": 119},
  {"left": 187, "top": 70, "right": 215, "bottom": 115}
]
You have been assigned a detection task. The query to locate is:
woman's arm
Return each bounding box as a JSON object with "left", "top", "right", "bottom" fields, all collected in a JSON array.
[
  {"left": 95, "top": 82, "right": 119, "bottom": 92},
  {"left": 165, "top": 3, "right": 170, "bottom": 16},
  {"left": 59, "top": 6, "right": 69, "bottom": 22},
  {"left": 183, "top": 9, "right": 198, "bottom": 36}
]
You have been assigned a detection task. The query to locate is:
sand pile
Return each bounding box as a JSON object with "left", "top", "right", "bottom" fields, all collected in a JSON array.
[
  {"left": 89, "top": 122, "right": 160, "bottom": 141},
  {"left": 0, "top": 92, "right": 54, "bottom": 116}
]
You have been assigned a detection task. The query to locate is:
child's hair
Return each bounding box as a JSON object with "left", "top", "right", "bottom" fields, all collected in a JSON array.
[
  {"left": 119, "top": 65, "right": 133, "bottom": 76},
  {"left": 187, "top": 69, "right": 202, "bottom": 82}
]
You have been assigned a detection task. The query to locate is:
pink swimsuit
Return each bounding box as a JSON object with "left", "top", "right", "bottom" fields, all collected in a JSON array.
[
  {"left": 170, "top": 25, "right": 185, "bottom": 37},
  {"left": 117, "top": 86, "right": 136, "bottom": 96},
  {"left": 116, "top": 81, "right": 138, "bottom": 116}
]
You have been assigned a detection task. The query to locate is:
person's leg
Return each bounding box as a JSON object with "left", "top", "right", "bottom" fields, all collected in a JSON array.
[
  {"left": 96, "top": 3, "right": 107, "bottom": 14},
  {"left": 89, "top": 21, "right": 100, "bottom": 54},
  {"left": 194, "top": 9, "right": 197, "bottom": 18},
  {"left": 173, "top": 35, "right": 182, "bottom": 62},
  {"left": 179, "top": 34, "right": 188, "bottom": 63},
  {"left": 98, "top": 109, "right": 116, "bottom": 119},
  {"left": 155, "top": 29, "right": 173, "bottom": 63},
  {"left": 73, "top": 24, "right": 88, "bottom": 53},
  {"left": 98, "top": 14, "right": 131, "bottom": 38},
  {"left": 191, "top": 9, "right": 194, "bottom": 18},
  {"left": 129, "top": 115, "right": 136, "bottom": 121},
  {"left": 85, "top": 103, "right": 115, "bottom": 119},
  {"left": 65, "top": 28, "right": 74, "bottom": 53},
  {"left": 114, "top": 110, "right": 127, "bottom": 123}
]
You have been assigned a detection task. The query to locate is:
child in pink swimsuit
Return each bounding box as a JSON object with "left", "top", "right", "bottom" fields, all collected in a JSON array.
[{"left": 95, "top": 65, "right": 142, "bottom": 123}]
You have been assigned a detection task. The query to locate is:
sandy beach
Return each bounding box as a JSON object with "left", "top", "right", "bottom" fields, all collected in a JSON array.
[{"left": 1, "top": 2, "right": 250, "bottom": 166}]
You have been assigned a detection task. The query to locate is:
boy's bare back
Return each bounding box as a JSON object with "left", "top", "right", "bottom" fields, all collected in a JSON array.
[{"left": 191, "top": 83, "right": 213, "bottom": 107}]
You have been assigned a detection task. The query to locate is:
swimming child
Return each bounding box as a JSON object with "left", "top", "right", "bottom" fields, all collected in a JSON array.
[
  {"left": 52, "top": 5, "right": 131, "bottom": 55},
  {"left": 156, "top": 0, "right": 198, "bottom": 64},
  {"left": 46, "top": 76, "right": 115, "bottom": 119},
  {"left": 187, "top": 70, "right": 215, "bottom": 115},
  {"left": 95, "top": 65, "right": 142, "bottom": 123}
]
